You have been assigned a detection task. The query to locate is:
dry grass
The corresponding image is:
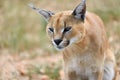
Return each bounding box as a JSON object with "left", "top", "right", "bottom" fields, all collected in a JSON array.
[{"left": 0, "top": 0, "right": 120, "bottom": 80}]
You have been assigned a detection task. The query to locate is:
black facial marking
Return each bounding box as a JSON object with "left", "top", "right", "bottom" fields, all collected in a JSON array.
[
  {"left": 49, "top": 27, "right": 54, "bottom": 32},
  {"left": 81, "top": 14, "right": 85, "bottom": 21},
  {"left": 67, "top": 40, "right": 70, "bottom": 45},
  {"left": 63, "top": 27, "right": 72, "bottom": 33}
]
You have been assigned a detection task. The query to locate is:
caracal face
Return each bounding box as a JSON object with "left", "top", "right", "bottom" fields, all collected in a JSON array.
[
  {"left": 46, "top": 11, "right": 85, "bottom": 50},
  {"left": 28, "top": 0, "right": 86, "bottom": 50}
]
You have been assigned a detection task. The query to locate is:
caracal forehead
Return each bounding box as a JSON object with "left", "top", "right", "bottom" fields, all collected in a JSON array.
[
  {"left": 50, "top": 11, "right": 72, "bottom": 22},
  {"left": 53, "top": 11, "right": 73, "bottom": 17},
  {"left": 48, "top": 11, "right": 75, "bottom": 28}
]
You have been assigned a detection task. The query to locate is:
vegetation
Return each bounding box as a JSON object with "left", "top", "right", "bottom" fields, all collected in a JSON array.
[{"left": 0, "top": 0, "right": 120, "bottom": 80}]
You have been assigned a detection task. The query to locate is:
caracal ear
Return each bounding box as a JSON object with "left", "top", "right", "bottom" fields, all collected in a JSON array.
[
  {"left": 28, "top": 3, "right": 54, "bottom": 22},
  {"left": 72, "top": 0, "right": 86, "bottom": 21}
]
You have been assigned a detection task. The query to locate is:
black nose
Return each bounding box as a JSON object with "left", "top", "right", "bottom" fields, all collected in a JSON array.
[{"left": 54, "top": 39, "right": 62, "bottom": 45}]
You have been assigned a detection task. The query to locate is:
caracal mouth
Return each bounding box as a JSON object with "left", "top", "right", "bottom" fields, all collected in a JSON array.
[
  {"left": 53, "top": 40, "right": 70, "bottom": 50},
  {"left": 55, "top": 46, "right": 64, "bottom": 50}
]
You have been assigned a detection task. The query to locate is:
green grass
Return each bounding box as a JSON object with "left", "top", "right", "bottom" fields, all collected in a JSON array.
[{"left": 0, "top": 0, "right": 120, "bottom": 53}]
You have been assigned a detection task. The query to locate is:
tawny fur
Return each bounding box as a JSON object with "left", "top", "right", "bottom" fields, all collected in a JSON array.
[
  {"left": 46, "top": 11, "right": 118, "bottom": 80},
  {"left": 29, "top": 1, "right": 119, "bottom": 79}
]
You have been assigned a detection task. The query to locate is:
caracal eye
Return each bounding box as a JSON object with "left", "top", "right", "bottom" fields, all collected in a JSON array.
[
  {"left": 63, "top": 26, "right": 72, "bottom": 33},
  {"left": 48, "top": 27, "right": 54, "bottom": 32}
]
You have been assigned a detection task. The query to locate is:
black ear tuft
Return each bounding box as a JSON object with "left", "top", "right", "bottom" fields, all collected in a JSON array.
[
  {"left": 72, "top": 0, "right": 86, "bottom": 21},
  {"left": 28, "top": 3, "right": 55, "bottom": 22}
]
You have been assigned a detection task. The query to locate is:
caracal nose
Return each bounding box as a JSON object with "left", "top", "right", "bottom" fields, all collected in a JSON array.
[{"left": 54, "top": 39, "right": 62, "bottom": 45}]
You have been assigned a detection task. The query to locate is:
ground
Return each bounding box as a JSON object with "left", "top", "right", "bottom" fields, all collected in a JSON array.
[
  {"left": 0, "top": 49, "right": 120, "bottom": 80},
  {"left": 0, "top": 49, "right": 62, "bottom": 80}
]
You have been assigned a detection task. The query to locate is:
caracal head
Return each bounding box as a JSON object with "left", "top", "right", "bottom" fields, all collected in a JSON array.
[{"left": 29, "top": 0, "right": 86, "bottom": 50}]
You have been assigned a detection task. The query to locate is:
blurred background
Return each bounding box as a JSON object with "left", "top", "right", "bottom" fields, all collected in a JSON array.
[{"left": 0, "top": 0, "right": 120, "bottom": 80}]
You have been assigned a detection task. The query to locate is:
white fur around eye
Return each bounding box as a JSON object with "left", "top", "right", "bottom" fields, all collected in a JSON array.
[
  {"left": 48, "top": 28, "right": 54, "bottom": 37},
  {"left": 48, "top": 30, "right": 53, "bottom": 35},
  {"left": 61, "top": 28, "right": 64, "bottom": 33}
]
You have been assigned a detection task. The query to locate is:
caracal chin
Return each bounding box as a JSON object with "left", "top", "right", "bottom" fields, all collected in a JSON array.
[{"left": 29, "top": 0, "right": 118, "bottom": 80}]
